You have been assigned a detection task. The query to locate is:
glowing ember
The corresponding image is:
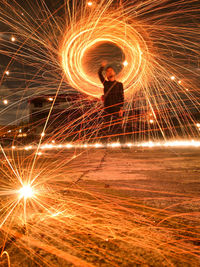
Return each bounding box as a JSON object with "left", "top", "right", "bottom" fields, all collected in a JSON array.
[
  {"left": 87, "top": 1, "right": 93, "bottom": 6},
  {"left": 19, "top": 185, "right": 34, "bottom": 199},
  {"left": 123, "top": 60, "right": 128, "bottom": 67}
]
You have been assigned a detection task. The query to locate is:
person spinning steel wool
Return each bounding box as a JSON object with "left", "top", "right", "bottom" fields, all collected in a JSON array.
[{"left": 98, "top": 61, "right": 125, "bottom": 142}]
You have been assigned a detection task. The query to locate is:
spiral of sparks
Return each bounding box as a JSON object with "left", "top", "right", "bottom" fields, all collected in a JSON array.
[{"left": 61, "top": 15, "right": 150, "bottom": 98}]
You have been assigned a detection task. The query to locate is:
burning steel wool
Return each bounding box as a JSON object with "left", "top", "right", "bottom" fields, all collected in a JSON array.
[
  {"left": 18, "top": 185, "right": 34, "bottom": 200},
  {"left": 0, "top": 0, "right": 200, "bottom": 266}
]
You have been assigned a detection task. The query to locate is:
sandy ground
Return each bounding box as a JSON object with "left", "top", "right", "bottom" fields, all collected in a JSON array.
[
  {"left": 0, "top": 147, "right": 200, "bottom": 266},
  {"left": 61, "top": 147, "right": 200, "bottom": 196}
]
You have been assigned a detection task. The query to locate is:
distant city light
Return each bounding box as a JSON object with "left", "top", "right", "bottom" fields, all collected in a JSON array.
[
  {"left": 5, "top": 71, "right": 10, "bottom": 76},
  {"left": 11, "top": 36, "right": 16, "bottom": 42},
  {"left": 7, "top": 140, "right": 200, "bottom": 152},
  {"left": 25, "top": 145, "right": 32, "bottom": 151},
  {"left": 171, "top": 76, "right": 175, "bottom": 80},
  {"left": 48, "top": 97, "right": 53, "bottom": 101},
  {"left": 127, "top": 143, "right": 133, "bottom": 147},
  {"left": 3, "top": 99, "right": 8, "bottom": 105},
  {"left": 66, "top": 143, "right": 73, "bottom": 148},
  {"left": 94, "top": 143, "right": 102, "bottom": 148},
  {"left": 196, "top": 123, "right": 200, "bottom": 131},
  {"left": 87, "top": 1, "right": 93, "bottom": 6},
  {"left": 137, "top": 140, "right": 200, "bottom": 148},
  {"left": 149, "top": 119, "right": 154, "bottom": 124},
  {"left": 178, "top": 80, "right": 182, "bottom": 84},
  {"left": 41, "top": 132, "right": 45, "bottom": 137},
  {"left": 109, "top": 142, "right": 121, "bottom": 148}
]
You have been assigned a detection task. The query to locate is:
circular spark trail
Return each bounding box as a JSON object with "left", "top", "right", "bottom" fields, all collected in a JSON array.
[{"left": 61, "top": 14, "right": 150, "bottom": 98}]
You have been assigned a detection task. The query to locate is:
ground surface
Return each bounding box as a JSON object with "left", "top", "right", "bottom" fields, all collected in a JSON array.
[{"left": 0, "top": 147, "right": 200, "bottom": 266}]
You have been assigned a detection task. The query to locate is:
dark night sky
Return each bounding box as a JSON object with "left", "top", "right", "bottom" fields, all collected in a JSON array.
[{"left": 0, "top": 0, "right": 67, "bottom": 125}]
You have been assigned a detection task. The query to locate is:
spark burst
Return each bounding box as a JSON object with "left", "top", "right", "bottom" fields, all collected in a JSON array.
[{"left": 18, "top": 184, "right": 34, "bottom": 199}]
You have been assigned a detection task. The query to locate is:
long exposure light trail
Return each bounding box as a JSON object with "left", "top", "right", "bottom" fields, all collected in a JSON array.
[
  {"left": 7, "top": 139, "right": 200, "bottom": 152},
  {"left": 61, "top": 17, "right": 148, "bottom": 98}
]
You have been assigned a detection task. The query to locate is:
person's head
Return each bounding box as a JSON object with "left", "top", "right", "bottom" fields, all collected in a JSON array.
[{"left": 106, "top": 66, "right": 116, "bottom": 81}]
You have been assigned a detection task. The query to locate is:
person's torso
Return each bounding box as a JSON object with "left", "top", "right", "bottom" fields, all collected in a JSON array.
[{"left": 104, "top": 81, "right": 122, "bottom": 107}]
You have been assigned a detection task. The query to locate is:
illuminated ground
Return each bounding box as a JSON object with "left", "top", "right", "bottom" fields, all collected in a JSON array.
[{"left": 1, "top": 147, "right": 200, "bottom": 266}]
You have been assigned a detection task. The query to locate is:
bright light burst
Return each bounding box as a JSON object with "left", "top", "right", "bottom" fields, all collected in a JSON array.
[{"left": 18, "top": 184, "right": 34, "bottom": 199}]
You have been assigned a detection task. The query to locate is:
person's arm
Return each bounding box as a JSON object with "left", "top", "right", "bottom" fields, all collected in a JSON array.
[
  {"left": 98, "top": 61, "right": 107, "bottom": 84},
  {"left": 98, "top": 66, "right": 105, "bottom": 84}
]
